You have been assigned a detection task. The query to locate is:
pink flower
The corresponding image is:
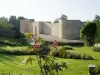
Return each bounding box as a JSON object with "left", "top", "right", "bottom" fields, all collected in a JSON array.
[
  {"left": 35, "top": 42, "right": 40, "bottom": 48},
  {"left": 33, "top": 42, "right": 41, "bottom": 51},
  {"left": 53, "top": 40, "right": 58, "bottom": 47}
]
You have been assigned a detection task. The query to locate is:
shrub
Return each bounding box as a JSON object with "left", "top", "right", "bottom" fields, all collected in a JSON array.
[
  {"left": 0, "top": 49, "right": 35, "bottom": 55},
  {"left": 0, "top": 17, "right": 12, "bottom": 29},
  {"left": 0, "top": 37, "right": 28, "bottom": 46},
  {"left": 53, "top": 49, "right": 94, "bottom": 60},
  {"left": 63, "top": 46, "right": 73, "bottom": 50},
  {"left": 95, "top": 21, "right": 100, "bottom": 43},
  {"left": 93, "top": 46, "right": 100, "bottom": 52},
  {"left": 81, "top": 54, "right": 94, "bottom": 60},
  {"left": 13, "top": 27, "right": 25, "bottom": 39},
  {"left": 23, "top": 33, "right": 68, "bottom": 75},
  {"left": 80, "top": 22, "right": 97, "bottom": 46},
  {"left": 45, "top": 41, "right": 84, "bottom": 46}
]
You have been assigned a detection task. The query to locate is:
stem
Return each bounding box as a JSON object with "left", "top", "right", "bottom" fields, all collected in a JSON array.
[
  {"left": 53, "top": 45, "right": 58, "bottom": 51},
  {"left": 37, "top": 55, "right": 44, "bottom": 75},
  {"left": 45, "top": 60, "right": 48, "bottom": 75}
]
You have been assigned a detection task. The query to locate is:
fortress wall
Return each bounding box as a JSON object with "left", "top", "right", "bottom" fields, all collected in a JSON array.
[
  {"left": 38, "top": 22, "right": 44, "bottom": 34},
  {"left": 42, "top": 22, "right": 59, "bottom": 36},
  {"left": 20, "top": 19, "right": 82, "bottom": 40},
  {"left": 43, "top": 23, "right": 52, "bottom": 35},
  {"left": 20, "top": 20, "right": 29, "bottom": 33},
  {"left": 28, "top": 23, "right": 34, "bottom": 32},
  {"left": 31, "top": 22, "right": 39, "bottom": 34},
  {"left": 51, "top": 23, "right": 59, "bottom": 36},
  {"left": 62, "top": 20, "right": 81, "bottom": 39}
]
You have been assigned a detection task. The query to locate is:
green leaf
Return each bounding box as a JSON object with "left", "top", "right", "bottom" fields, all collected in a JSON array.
[
  {"left": 59, "top": 47, "right": 66, "bottom": 57},
  {"left": 54, "top": 63, "right": 62, "bottom": 74},
  {"left": 37, "top": 37, "right": 44, "bottom": 43},
  {"left": 62, "top": 62, "right": 68, "bottom": 69},
  {"left": 25, "top": 32, "right": 33, "bottom": 39},
  {"left": 23, "top": 56, "right": 34, "bottom": 65}
]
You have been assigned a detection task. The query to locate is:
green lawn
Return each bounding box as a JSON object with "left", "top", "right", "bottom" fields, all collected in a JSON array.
[
  {"left": 0, "top": 46, "right": 28, "bottom": 51},
  {"left": 0, "top": 46, "right": 100, "bottom": 75}
]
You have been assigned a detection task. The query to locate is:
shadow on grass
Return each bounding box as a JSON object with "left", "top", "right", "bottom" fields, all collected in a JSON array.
[
  {"left": 0, "top": 48, "right": 35, "bottom": 55},
  {"left": 45, "top": 41, "right": 84, "bottom": 47},
  {"left": 0, "top": 54, "right": 17, "bottom": 63}
]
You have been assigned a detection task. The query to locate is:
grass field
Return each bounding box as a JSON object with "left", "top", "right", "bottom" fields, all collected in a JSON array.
[{"left": 0, "top": 46, "right": 100, "bottom": 75}]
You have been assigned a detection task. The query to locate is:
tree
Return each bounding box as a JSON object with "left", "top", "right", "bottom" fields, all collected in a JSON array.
[
  {"left": 94, "top": 15, "right": 100, "bottom": 21},
  {"left": 0, "top": 17, "right": 8, "bottom": 21},
  {"left": 93, "top": 15, "right": 100, "bottom": 43},
  {"left": 0, "top": 17, "right": 12, "bottom": 29},
  {"left": 9, "top": 15, "right": 17, "bottom": 25},
  {"left": 60, "top": 14, "right": 68, "bottom": 20},
  {"left": 53, "top": 18, "right": 59, "bottom": 23},
  {"left": 80, "top": 22, "right": 97, "bottom": 46},
  {"left": 23, "top": 33, "right": 68, "bottom": 75},
  {"left": 95, "top": 21, "right": 100, "bottom": 43}
]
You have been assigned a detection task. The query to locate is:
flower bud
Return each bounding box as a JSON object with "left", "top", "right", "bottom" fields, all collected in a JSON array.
[{"left": 53, "top": 40, "right": 58, "bottom": 47}]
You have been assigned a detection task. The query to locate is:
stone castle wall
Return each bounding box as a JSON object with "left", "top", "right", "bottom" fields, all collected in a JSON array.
[
  {"left": 59, "top": 20, "right": 82, "bottom": 39},
  {"left": 20, "top": 19, "right": 82, "bottom": 40}
]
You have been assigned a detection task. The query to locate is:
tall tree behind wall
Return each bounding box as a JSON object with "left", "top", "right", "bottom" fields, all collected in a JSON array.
[
  {"left": 9, "top": 15, "right": 17, "bottom": 25},
  {"left": 94, "top": 15, "right": 100, "bottom": 43},
  {"left": 95, "top": 21, "right": 100, "bottom": 43},
  {"left": 60, "top": 14, "right": 68, "bottom": 20},
  {"left": 9, "top": 15, "right": 26, "bottom": 30},
  {"left": 94, "top": 15, "right": 100, "bottom": 21},
  {"left": 0, "top": 17, "right": 12, "bottom": 29}
]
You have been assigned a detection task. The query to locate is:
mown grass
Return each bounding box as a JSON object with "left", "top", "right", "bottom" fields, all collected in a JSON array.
[
  {"left": 0, "top": 46, "right": 100, "bottom": 75},
  {"left": 0, "top": 46, "right": 28, "bottom": 51}
]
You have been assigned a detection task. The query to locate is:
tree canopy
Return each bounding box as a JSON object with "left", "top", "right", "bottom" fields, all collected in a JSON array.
[
  {"left": 94, "top": 15, "right": 100, "bottom": 21},
  {"left": 8, "top": 16, "right": 26, "bottom": 30},
  {"left": 9, "top": 15, "right": 17, "bottom": 25},
  {"left": 60, "top": 14, "right": 68, "bottom": 20},
  {"left": 80, "top": 22, "right": 97, "bottom": 46},
  {"left": 0, "top": 17, "right": 12, "bottom": 29}
]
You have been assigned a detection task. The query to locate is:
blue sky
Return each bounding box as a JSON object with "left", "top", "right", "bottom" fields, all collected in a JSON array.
[{"left": 0, "top": 0, "right": 100, "bottom": 21}]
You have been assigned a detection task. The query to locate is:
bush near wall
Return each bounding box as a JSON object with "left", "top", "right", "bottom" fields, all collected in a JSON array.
[
  {"left": 80, "top": 22, "right": 97, "bottom": 46},
  {"left": 0, "top": 47, "right": 94, "bottom": 60},
  {"left": 95, "top": 21, "right": 100, "bottom": 43},
  {"left": 45, "top": 41, "right": 84, "bottom": 46},
  {"left": 0, "top": 29, "right": 25, "bottom": 39},
  {"left": 14, "top": 30, "right": 25, "bottom": 39},
  {"left": 0, "top": 29, "right": 16, "bottom": 38},
  {"left": 53, "top": 50, "right": 94, "bottom": 60},
  {"left": 0, "top": 37, "right": 28, "bottom": 46},
  {"left": 63, "top": 45, "right": 73, "bottom": 50}
]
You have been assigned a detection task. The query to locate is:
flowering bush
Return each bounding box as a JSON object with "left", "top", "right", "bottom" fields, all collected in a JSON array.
[
  {"left": 23, "top": 32, "right": 68, "bottom": 75},
  {"left": 53, "top": 40, "right": 58, "bottom": 47}
]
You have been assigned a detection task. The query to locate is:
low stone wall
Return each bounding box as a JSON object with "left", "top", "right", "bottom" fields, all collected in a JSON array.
[{"left": 0, "top": 29, "right": 16, "bottom": 38}]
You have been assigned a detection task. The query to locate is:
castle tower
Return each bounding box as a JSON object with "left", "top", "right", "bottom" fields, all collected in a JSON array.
[
  {"left": 59, "top": 19, "right": 81, "bottom": 39},
  {"left": 58, "top": 19, "right": 64, "bottom": 39}
]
